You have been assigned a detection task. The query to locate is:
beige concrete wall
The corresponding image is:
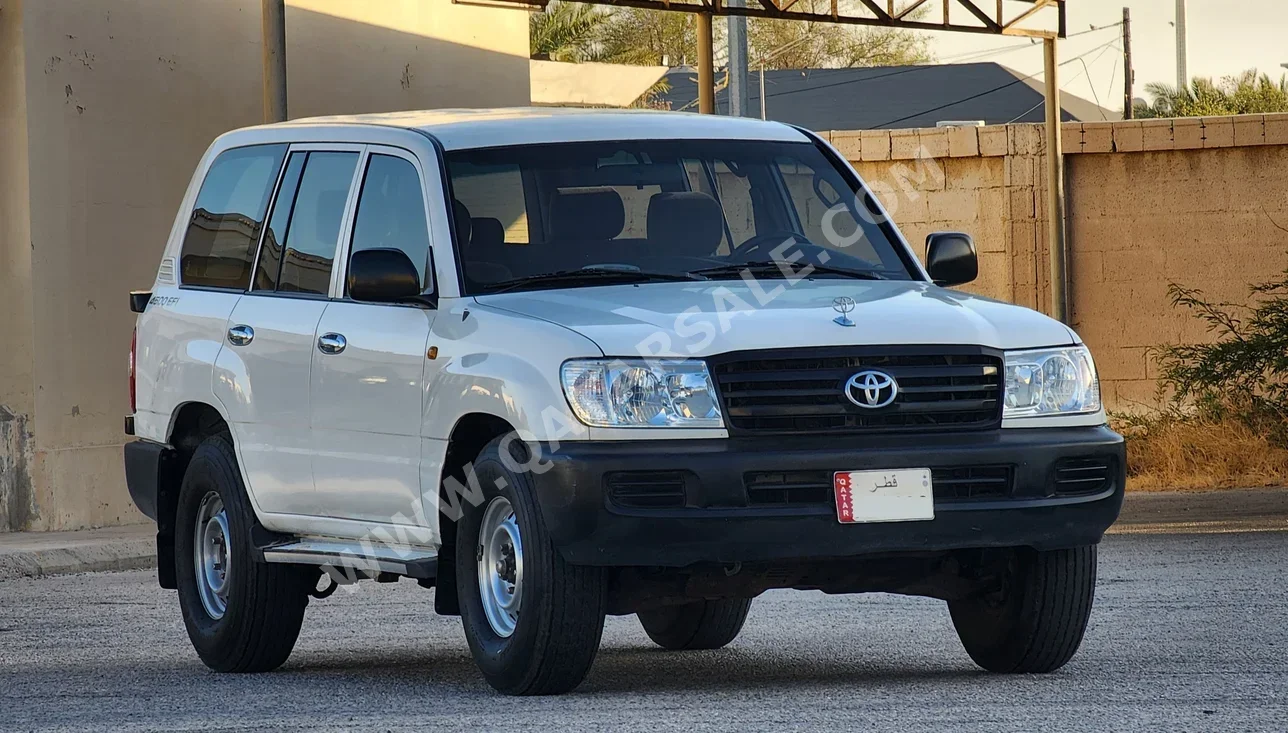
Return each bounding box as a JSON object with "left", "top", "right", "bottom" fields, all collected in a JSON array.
[
  {"left": 827, "top": 114, "right": 1288, "bottom": 413},
  {"left": 1065, "top": 143, "right": 1288, "bottom": 408},
  {"left": 2, "top": 0, "right": 530, "bottom": 531},
  {"left": 286, "top": 0, "right": 530, "bottom": 116},
  {"left": 1, "top": 0, "right": 37, "bottom": 531}
]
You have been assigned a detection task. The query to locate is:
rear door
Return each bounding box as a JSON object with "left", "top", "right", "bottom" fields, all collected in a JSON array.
[
  {"left": 146, "top": 144, "right": 287, "bottom": 441},
  {"left": 310, "top": 147, "right": 438, "bottom": 527},
  {"left": 214, "top": 144, "right": 363, "bottom": 516}
]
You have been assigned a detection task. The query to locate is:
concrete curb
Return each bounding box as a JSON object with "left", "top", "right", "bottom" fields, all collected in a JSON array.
[
  {"left": 0, "top": 526, "right": 155, "bottom": 582},
  {"left": 1114, "top": 487, "right": 1288, "bottom": 527},
  {"left": 0, "top": 489, "right": 1284, "bottom": 581},
  {"left": 1108, "top": 488, "right": 1288, "bottom": 536}
]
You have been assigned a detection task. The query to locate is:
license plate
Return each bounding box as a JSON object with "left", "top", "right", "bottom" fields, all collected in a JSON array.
[{"left": 833, "top": 469, "right": 934, "bottom": 524}]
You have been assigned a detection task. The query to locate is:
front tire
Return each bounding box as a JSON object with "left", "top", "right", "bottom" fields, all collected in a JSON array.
[
  {"left": 949, "top": 546, "right": 1097, "bottom": 674},
  {"left": 174, "top": 434, "right": 311, "bottom": 673},
  {"left": 638, "top": 599, "right": 753, "bottom": 651},
  {"left": 456, "top": 436, "right": 607, "bottom": 695}
]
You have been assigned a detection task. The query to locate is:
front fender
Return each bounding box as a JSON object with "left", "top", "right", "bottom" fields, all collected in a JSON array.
[{"left": 423, "top": 300, "right": 601, "bottom": 442}]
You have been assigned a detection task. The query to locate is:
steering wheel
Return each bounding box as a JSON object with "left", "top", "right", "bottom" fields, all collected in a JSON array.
[{"left": 731, "top": 230, "right": 816, "bottom": 260}]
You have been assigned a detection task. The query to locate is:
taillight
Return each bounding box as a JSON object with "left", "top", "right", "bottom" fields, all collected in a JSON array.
[{"left": 129, "top": 328, "right": 137, "bottom": 414}]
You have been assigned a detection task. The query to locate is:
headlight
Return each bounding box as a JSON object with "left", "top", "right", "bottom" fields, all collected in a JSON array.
[
  {"left": 561, "top": 359, "right": 724, "bottom": 428},
  {"left": 1003, "top": 346, "right": 1101, "bottom": 417}
]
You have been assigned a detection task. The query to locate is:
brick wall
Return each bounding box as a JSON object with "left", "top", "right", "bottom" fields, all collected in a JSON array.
[{"left": 826, "top": 114, "right": 1288, "bottom": 411}]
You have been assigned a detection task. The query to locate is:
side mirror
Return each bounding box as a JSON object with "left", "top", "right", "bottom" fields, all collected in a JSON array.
[
  {"left": 926, "top": 232, "right": 977, "bottom": 287},
  {"left": 348, "top": 248, "right": 422, "bottom": 303}
]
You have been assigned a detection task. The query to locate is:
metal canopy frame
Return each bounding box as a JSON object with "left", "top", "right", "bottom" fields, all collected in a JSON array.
[{"left": 487, "top": 0, "right": 1066, "bottom": 39}]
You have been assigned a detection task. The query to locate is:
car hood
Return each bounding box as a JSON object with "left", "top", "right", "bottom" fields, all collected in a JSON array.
[{"left": 474, "top": 280, "right": 1078, "bottom": 358}]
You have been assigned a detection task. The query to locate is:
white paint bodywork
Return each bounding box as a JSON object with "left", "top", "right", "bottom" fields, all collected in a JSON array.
[
  {"left": 214, "top": 294, "right": 329, "bottom": 517},
  {"left": 476, "top": 280, "right": 1078, "bottom": 357},
  {"left": 310, "top": 300, "right": 434, "bottom": 527},
  {"left": 131, "top": 109, "right": 1105, "bottom": 548}
]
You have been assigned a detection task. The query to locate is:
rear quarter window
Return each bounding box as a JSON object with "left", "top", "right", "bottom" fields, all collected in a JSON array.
[{"left": 180, "top": 144, "right": 287, "bottom": 289}]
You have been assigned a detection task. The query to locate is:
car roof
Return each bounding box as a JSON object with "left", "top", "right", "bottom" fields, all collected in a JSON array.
[{"left": 264, "top": 107, "right": 813, "bottom": 150}]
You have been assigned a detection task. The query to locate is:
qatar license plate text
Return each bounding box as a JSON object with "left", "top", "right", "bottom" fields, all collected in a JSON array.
[{"left": 833, "top": 469, "right": 934, "bottom": 524}]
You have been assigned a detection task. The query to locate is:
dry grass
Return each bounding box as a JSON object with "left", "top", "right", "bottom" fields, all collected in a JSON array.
[{"left": 1115, "top": 415, "right": 1288, "bottom": 492}]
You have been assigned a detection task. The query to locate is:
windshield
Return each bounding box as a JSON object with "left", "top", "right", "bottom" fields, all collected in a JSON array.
[{"left": 444, "top": 139, "right": 916, "bottom": 295}]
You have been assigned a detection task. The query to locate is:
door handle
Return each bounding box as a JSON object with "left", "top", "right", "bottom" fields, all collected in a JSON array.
[
  {"left": 227, "top": 324, "right": 254, "bottom": 346},
  {"left": 317, "top": 333, "right": 347, "bottom": 355}
]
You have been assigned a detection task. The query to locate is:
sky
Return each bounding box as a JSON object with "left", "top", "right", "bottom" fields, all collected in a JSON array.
[{"left": 924, "top": 0, "right": 1288, "bottom": 116}]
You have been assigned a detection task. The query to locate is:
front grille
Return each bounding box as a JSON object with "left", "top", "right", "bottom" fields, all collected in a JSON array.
[
  {"left": 932, "top": 465, "right": 1014, "bottom": 500},
  {"left": 606, "top": 471, "right": 688, "bottom": 509},
  {"left": 1053, "top": 457, "right": 1114, "bottom": 496},
  {"left": 711, "top": 347, "right": 1002, "bottom": 436},
  {"left": 744, "top": 470, "right": 833, "bottom": 507},
  {"left": 744, "top": 465, "right": 1014, "bottom": 507}
]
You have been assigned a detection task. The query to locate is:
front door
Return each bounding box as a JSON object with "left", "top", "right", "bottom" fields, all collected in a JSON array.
[{"left": 310, "top": 149, "right": 438, "bottom": 529}]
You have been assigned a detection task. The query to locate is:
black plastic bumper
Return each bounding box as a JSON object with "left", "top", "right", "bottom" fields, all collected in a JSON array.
[
  {"left": 124, "top": 439, "right": 165, "bottom": 521},
  {"left": 530, "top": 426, "right": 1126, "bottom": 567}
]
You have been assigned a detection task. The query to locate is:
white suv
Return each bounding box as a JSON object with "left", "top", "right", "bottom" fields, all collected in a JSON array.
[{"left": 124, "top": 109, "right": 1124, "bottom": 695}]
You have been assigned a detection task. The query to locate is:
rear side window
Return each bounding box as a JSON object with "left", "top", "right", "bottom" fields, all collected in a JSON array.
[
  {"left": 557, "top": 184, "right": 661, "bottom": 240},
  {"left": 449, "top": 162, "right": 530, "bottom": 244},
  {"left": 777, "top": 157, "right": 882, "bottom": 264},
  {"left": 180, "top": 144, "right": 287, "bottom": 289},
  {"left": 711, "top": 160, "right": 756, "bottom": 247},
  {"left": 276, "top": 152, "right": 359, "bottom": 296}
]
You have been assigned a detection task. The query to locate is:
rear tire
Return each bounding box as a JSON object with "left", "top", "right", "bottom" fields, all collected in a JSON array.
[
  {"left": 638, "top": 599, "right": 753, "bottom": 651},
  {"left": 174, "top": 434, "right": 311, "bottom": 673},
  {"left": 949, "top": 546, "right": 1097, "bottom": 674},
  {"left": 456, "top": 436, "right": 607, "bottom": 695}
]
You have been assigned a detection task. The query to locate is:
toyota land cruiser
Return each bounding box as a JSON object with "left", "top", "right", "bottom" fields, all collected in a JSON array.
[{"left": 124, "top": 109, "right": 1124, "bottom": 695}]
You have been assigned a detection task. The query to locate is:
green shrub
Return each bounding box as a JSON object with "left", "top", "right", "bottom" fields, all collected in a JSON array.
[{"left": 1155, "top": 268, "right": 1288, "bottom": 447}]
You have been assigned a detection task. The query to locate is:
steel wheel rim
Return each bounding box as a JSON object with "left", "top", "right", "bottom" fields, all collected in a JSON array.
[
  {"left": 194, "top": 492, "right": 231, "bottom": 620},
  {"left": 477, "top": 496, "right": 523, "bottom": 638}
]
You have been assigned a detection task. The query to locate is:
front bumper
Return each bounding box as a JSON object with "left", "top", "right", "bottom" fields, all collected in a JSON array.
[{"left": 530, "top": 425, "right": 1125, "bottom": 566}]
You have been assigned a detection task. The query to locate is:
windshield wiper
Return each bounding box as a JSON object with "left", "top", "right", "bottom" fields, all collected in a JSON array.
[
  {"left": 483, "top": 267, "right": 707, "bottom": 294},
  {"left": 690, "top": 261, "right": 887, "bottom": 281}
]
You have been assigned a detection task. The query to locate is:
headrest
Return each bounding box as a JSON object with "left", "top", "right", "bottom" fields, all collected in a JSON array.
[
  {"left": 471, "top": 217, "right": 505, "bottom": 249},
  {"left": 452, "top": 199, "right": 472, "bottom": 246},
  {"left": 646, "top": 192, "right": 724, "bottom": 257},
  {"left": 551, "top": 189, "right": 625, "bottom": 241}
]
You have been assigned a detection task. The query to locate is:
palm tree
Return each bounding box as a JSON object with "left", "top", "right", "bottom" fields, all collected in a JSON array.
[
  {"left": 1135, "top": 70, "right": 1288, "bottom": 118},
  {"left": 530, "top": 2, "right": 609, "bottom": 62}
]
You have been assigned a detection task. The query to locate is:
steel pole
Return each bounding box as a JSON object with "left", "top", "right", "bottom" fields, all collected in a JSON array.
[
  {"left": 262, "top": 0, "right": 288, "bottom": 122},
  {"left": 1122, "top": 7, "right": 1133, "bottom": 119},
  {"left": 1044, "top": 37, "right": 1068, "bottom": 324},
  {"left": 1175, "top": 0, "right": 1188, "bottom": 91},
  {"left": 760, "top": 64, "right": 767, "bottom": 119},
  {"left": 697, "top": 12, "right": 715, "bottom": 114},
  {"left": 727, "top": 0, "right": 750, "bottom": 116}
]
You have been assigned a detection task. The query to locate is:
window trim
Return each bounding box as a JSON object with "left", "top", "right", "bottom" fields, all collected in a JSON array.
[
  {"left": 696, "top": 158, "right": 736, "bottom": 251},
  {"left": 767, "top": 160, "right": 806, "bottom": 234},
  {"left": 332, "top": 145, "right": 438, "bottom": 306},
  {"left": 244, "top": 142, "right": 367, "bottom": 300},
  {"left": 177, "top": 142, "right": 289, "bottom": 293},
  {"left": 246, "top": 150, "right": 303, "bottom": 293}
]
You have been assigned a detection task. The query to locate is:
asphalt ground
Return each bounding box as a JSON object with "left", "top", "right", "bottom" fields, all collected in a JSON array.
[{"left": 2, "top": 529, "right": 1285, "bottom": 732}]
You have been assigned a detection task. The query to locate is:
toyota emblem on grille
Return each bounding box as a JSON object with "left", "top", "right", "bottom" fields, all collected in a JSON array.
[{"left": 845, "top": 370, "right": 898, "bottom": 409}]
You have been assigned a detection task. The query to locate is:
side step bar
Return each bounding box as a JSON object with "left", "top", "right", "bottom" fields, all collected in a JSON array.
[{"left": 261, "top": 538, "right": 438, "bottom": 580}]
